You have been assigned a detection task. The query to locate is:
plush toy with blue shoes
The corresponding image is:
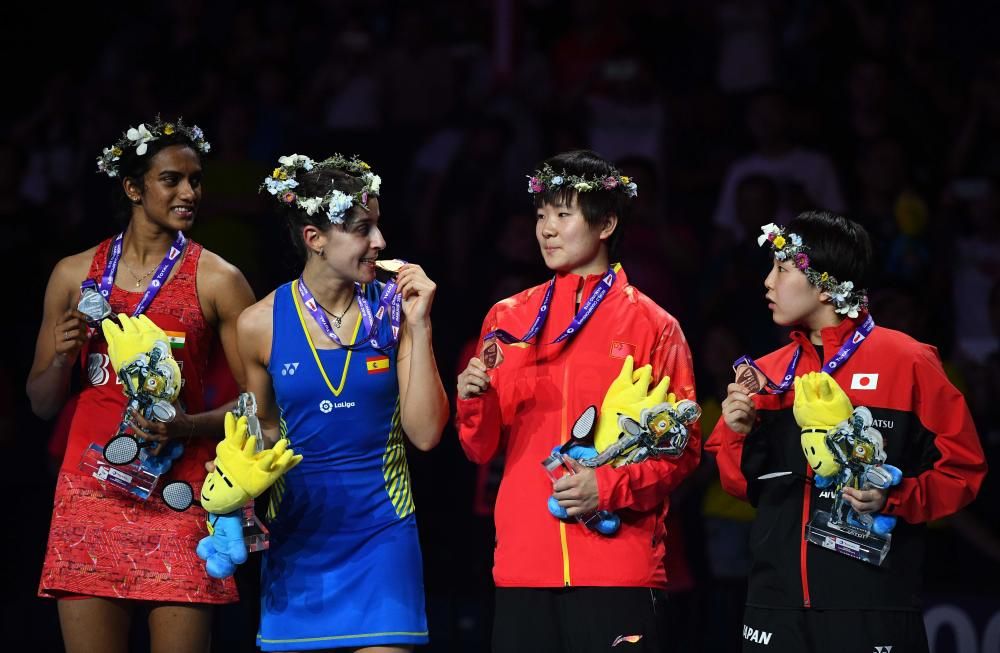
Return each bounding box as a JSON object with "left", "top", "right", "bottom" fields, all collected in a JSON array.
[
  {"left": 543, "top": 356, "right": 700, "bottom": 535},
  {"left": 196, "top": 410, "right": 302, "bottom": 579},
  {"left": 794, "top": 372, "right": 903, "bottom": 537}
]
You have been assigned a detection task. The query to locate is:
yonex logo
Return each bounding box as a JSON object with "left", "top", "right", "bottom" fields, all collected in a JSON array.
[
  {"left": 282, "top": 362, "right": 299, "bottom": 376},
  {"left": 874, "top": 646, "right": 893, "bottom": 653}
]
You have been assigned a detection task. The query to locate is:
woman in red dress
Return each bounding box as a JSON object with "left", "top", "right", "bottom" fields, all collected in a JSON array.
[{"left": 28, "top": 117, "right": 255, "bottom": 652}]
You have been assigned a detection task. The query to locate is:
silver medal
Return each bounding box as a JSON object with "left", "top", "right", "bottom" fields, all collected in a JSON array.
[{"left": 78, "top": 286, "right": 113, "bottom": 324}]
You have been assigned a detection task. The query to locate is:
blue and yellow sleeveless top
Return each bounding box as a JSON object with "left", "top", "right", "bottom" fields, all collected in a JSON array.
[{"left": 266, "top": 280, "right": 413, "bottom": 531}]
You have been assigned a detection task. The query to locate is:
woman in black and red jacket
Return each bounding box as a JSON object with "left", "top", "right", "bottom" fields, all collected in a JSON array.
[{"left": 706, "top": 210, "right": 986, "bottom": 653}]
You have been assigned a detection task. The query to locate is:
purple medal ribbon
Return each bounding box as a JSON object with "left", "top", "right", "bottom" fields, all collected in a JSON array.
[
  {"left": 484, "top": 266, "right": 618, "bottom": 347},
  {"left": 296, "top": 275, "right": 402, "bottom": 351},
  {"left": 734, "top": 314, "right": 875, "bottom": 394},
  {"left": 87, "top": 231, "right": 187, "bottom": 316}
]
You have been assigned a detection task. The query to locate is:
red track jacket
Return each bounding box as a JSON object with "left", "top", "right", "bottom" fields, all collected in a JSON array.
[
  {"left": 457, "top": 266, "right": 699, "bottom": 588},
  {"left": 705, "top": 314, "right": 987, "bottom": 609}
]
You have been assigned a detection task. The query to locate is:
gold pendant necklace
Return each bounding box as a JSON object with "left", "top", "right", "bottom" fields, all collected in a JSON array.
[{"left": 123, "top": 259, "right": 156, "bottom": 288}]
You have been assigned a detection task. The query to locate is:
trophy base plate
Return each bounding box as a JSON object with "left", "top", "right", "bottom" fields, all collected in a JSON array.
[
  {"left": 79, "top": 442, "right": 160, "bottom": 500},
  {"left": 805, "top": 510, "right": 890, "bottom": 566}
]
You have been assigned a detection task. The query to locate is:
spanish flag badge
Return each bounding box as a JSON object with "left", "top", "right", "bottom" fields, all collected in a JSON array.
[{"left": 366, "top": 355, "right": 390, "bottom": 374}]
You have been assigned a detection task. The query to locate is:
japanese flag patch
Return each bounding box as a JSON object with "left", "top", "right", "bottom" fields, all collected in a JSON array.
[{"left": 850, "top": 373, "right": 879, "bottom": 390}]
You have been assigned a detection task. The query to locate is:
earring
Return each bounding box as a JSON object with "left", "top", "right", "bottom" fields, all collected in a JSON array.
[{"left": 317, "top": 248, "right": 324, "bottom": 258}]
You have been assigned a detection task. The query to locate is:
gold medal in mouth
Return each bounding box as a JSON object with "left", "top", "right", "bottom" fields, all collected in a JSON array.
[{"left": 374, "top": 258, "right": 406, "bottom": 278}]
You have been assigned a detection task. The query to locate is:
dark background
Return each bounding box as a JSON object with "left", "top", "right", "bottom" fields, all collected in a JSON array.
[{"left": 3, "top": 1, "right": 999, "bottom": 651}]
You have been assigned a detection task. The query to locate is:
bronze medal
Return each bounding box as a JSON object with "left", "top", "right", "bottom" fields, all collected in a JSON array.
[
  {"left": 482, "top": 337, "right": 503, "bottom": 369},
  {"left": 734, "top": 363, "right": 766, "bottom": 394}
]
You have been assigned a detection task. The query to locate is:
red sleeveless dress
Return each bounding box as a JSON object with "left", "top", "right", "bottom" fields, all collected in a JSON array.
[{"left": 38, "top": 237, "right": 238, "bottom": 603}]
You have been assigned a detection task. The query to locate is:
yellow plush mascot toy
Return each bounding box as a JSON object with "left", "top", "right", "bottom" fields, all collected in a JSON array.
[
  {"left": 197, "top": 410, "right": 302, "bottom": 578},
  {"left": 544, "top": 355, "right": 700, "bottom": 535}
]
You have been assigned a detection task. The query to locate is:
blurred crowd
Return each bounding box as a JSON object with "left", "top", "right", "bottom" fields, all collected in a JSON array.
[{"left": 4, "top": 1, "right": 999, "bottom": 651}]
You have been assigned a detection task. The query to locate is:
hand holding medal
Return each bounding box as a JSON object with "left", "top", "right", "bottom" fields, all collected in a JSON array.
[
  {"left": 722, "top": 366, "right": 758, "bottom": 435},
  {"left": 457, "top": 356, "right": 492, "bottom": 400},
  {"left": 53, "top": 308, "right": 92, "bottom": 362},
  {"left": 390, "top": 260, "right": 436, "bottom": 327}
]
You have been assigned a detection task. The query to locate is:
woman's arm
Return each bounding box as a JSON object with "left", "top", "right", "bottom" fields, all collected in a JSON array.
[
  {"left": 237, "top": 296, "right": 280, "bottom": 446},
  {"left": 395, "top": 264, "right": 448, "bottom": 451},
  {"left": 27, "top": 255, "right": 92, "bottom": 419}
]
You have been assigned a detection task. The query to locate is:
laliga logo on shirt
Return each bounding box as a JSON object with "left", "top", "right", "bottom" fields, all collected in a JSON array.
[{"left": 319, "top": 400, "right": 333, "bottom": 413}]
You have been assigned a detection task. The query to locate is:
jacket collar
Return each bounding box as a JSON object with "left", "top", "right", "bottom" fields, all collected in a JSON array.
[
  {"left": 551, "top": 263, "right": 626, "bottom": 297},
  {"left": 790, "top": 311, "right": 869, "bottom": 351}
]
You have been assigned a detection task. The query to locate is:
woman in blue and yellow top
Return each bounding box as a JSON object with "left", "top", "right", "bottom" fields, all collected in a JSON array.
[{"left": 238, "top": 153, "right": 449, "bottom": 652}]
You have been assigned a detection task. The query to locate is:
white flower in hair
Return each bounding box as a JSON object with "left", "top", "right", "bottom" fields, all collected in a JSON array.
[
  {"left": 299, "top": 197, "right": 324, "bottom": 215},
  {"left": 758, "top": 223, "right": 779, "bottom": 246},
  {"left": 278, "top": 154, "right": 314, "bottom": 171},
  {"left": 366, "top": 173, "right": 381, "bottom": 194},
  {"left": 126, "top": 124, "right": 157, "bottom": 155}
]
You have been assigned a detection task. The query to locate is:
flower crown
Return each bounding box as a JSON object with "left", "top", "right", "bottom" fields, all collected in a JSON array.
[
  {"left": 527, "top": 163, "right": 637, "bottom": 198},
  {"left": 261, "top": 153, "right": 381, "bottom": 225},
  {"left": 96, "top": 116, "right": 210, "bottom": 178},
  {"left": 758, "top": 222, "right": 869, "bottom": 318}
]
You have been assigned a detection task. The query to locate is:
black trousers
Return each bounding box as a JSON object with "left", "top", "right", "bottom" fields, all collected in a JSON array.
[
  {"left": 493, "top": 586, "right": 664, "bottom": 653},
  {"left": 742, "top": 605, "right": 930, "bottom": 653}
]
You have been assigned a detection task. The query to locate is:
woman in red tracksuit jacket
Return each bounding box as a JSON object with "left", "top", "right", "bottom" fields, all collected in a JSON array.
[
  {"left": 707, "top": 210, "right": 986, "bottom": 653},
  {"left": 457, "top": 150, "right": 699, "bottom": 653}
]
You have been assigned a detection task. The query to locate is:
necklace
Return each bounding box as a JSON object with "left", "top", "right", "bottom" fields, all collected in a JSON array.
[
  {"left": 314, "top": 295, "right": 353, "bottom": 329},
  {"left": 122, "top": 258, "right": 157, "bottom": 288}
]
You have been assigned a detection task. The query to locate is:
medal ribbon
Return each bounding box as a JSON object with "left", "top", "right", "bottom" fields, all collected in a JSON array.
[
  {"left": 734, "top": 314, "right": 875, "bottom": 394},
  {"left": 483, "top": 264, "right": 619, "bottom": 347},
  {"left": 295, "top": 275, "right": 402, "bottom": 351},
  {"left": 91, "top": 231, "right": 187, "bottom": 316}
]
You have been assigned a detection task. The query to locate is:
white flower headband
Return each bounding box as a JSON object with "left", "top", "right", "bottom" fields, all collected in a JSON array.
[
  {"left": 261, "top": 153, "right": 381, "bottom": 224},
  {"left": 758, "top": 222, "right": 869, "bottom": 319},
  {"left": 96, "top": 116, "right": 210, "bottom": 178}
]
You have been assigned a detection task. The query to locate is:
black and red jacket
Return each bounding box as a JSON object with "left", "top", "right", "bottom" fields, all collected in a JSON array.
[{"left": 705, "top": 314, "right": 986, "bottom": 609}]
